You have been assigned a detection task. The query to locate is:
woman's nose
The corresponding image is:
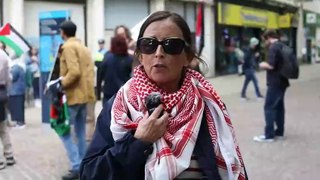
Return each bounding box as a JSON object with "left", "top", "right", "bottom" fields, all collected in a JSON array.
[{"left": 155, "top": 44, "right": 165, "bottom": 58}]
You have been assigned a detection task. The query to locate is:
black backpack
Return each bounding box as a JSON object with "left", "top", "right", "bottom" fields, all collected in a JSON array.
[{"left": 279, "top": 43, "right": 299, "bottom": 79}]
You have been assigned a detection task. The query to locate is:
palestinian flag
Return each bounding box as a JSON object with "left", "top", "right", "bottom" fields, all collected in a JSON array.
[
  {"left": 195, "top": 2, "right": 205, "bottom": 56},
  {"left": 0, "top": 23, "right": 31, "bottom": 56},
  {"left": 50, "top": 94, "right": 70, "bottom": 136}
]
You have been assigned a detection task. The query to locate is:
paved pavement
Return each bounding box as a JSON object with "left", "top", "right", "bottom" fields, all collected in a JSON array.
[{"left": 0, "top": 64, "right": 319, "bottom": 180}]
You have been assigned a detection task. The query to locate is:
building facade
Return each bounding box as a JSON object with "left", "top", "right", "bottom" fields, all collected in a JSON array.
[{"left": 0, "top": 0, "right": 313, "bottom": 77}]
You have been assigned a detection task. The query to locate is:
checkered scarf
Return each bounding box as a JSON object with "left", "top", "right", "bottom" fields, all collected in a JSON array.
[{"left": 110, "top": 65, "right": 246, "bottom": 180}]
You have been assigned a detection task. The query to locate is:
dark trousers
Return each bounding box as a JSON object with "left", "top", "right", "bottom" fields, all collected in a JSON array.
[
  {"left": 95, "top": 62, "right": 103, "bottom": 100},
  {"left": 33, "top": 77, "right": 40, "bottom": 99},
  {"left": 8, "top": 95, "right": 25, "bottom": 125},
  {"left": 264, "top": 86, "right": 287, "bottom": 139},
  {"left": 241, "top": 69, "right": 262, "bottom": 98},
  {"left": 0, "top": 100, "right": 6, "bottom": 121}
]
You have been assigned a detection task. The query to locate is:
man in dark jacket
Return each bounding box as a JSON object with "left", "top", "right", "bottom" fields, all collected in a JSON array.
[
  {"left": 240, "top": 37, "right": 263, "bottom": 100},
  {"left": 253, "top": 30, "right": 289, "bottom": 142}
]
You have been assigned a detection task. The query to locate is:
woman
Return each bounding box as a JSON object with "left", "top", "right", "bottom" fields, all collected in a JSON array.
[
  {"left": 25, "top": 47, "right": 41, "bottom": 107},
  {"left": 81, "top": 11, "right": 247, "bottom": 180},
  {"left": 114, "top": 25, "right": 136, "bottom": 55},
  {"left": 8, "top": 55, "right": 26, "bottom": 128},
  {"left": 101, "top": 36, "right": 133, "bottom": 105}
]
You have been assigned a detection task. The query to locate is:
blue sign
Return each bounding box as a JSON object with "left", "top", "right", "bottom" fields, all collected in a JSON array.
[
  {"left": 39, "top": 10, "right": 69, "bottom": 72},
  {"left": 39, "top": 10, "right": 69, "bottom": 124}
]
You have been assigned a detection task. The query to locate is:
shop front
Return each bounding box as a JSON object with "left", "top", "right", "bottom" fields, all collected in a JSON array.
[
  {"left": 215, "top": 2, "right": 296, "bottom": 75},
  {"left": 303, "top": 10, "right": 320, "bottom": 64}
]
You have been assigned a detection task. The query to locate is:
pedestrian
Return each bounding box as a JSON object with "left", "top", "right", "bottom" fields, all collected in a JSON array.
[
  {"left": 80, "top": 11, "right": 248, "bottom": 179},
  {"left": 114, "top": 25, "right": 136, "bottom": 55},
  {"left": 253, "top": 30, "right": 289, "bottom": 142},
  {"left": 101, "top": 35, "right": 133, "bottom": 105},
  {"left": 240, "top": 37, "right": 263, "bottom": 100},
  {"left": 0, "top": 44, "right": 16, "bottom": 170},
  {"left": 8, "top": 55, "right": 26, "bottom": 129},
  {"left": 114, "top": 25, "right": 140, "bottom": 70},
  {"left": 48, "top": 20, "right": 95, "bottom": 180},
  {"left": 94, "top": 39, "right": 107, "bottom": 101},
  {"left": 25, "top": 47, "right": 41, "bottom": 107}
]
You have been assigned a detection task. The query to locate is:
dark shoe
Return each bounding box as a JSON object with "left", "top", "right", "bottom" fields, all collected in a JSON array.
[
  {"left": 0, "top": 162, "right": 5, "bottom": 170},
  {"left": 6, "top": 156, "right": 16, "bottom": 166},
  {"left": 62, "top": 170, "right": 79, "bottom": 180}
]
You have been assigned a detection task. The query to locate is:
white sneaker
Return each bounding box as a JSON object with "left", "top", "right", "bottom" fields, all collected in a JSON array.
[
  {"left": 35, "top": 99, "right": 42, "bottom": 108},
  {"left": 253, "top": 135, "right": 274, "bottom": 142}
]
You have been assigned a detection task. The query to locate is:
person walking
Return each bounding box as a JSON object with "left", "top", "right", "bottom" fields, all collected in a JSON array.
[
  {"left": 0, "top": 46, "right": 16, "bottom": 170},
  {"left": 48, "top": 20, "right": 95, "bottom": 179},
  {"left": 254, "top": 30, "right": 289, "bottom": 142},
  {"left": 240, "top": 37, "right": 263, "bottom": 100},
  {"left": 25, "top": 47, "right": 41, "bottom": 107}
]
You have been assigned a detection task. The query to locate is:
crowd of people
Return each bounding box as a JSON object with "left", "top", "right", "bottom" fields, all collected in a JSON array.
[{"left": 0, "top": 10, "right": 293, "bottom": 180}]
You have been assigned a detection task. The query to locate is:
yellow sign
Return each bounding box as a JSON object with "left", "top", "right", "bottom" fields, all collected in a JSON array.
[
  {"left": 278, "top": 14, "right": 292, "bottom": 28},
  {"left": 218, "top": 2, "right": 280, "bottom": 29},
  {"left": 241, "top": 8, "right": 267, "bottom": 27}
]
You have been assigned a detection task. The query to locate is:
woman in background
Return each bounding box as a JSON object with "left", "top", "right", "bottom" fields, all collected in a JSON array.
[
  {"left": 25, "top": 47, "right": 40, "bottom": 107},
  {"left": 101, "top": 36, "right": 133, "bottom": 105}
]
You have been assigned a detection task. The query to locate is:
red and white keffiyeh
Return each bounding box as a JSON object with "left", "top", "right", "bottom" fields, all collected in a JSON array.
[{"left": 110, "top": 65, "right": 246, "bottom": 180}]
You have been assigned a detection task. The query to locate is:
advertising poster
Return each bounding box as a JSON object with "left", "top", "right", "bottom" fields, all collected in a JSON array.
[{"left": 39, "top": 10, "right": 69, "bottom": 124}]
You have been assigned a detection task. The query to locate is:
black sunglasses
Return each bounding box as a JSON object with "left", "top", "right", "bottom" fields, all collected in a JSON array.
[{"left": 137, "top": 37, "right": 189, "bottom": 55}]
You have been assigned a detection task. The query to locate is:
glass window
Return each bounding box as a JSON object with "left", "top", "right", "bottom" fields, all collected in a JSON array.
[{"left": 105, "top": 0, "right": 149, "bottom": 29}]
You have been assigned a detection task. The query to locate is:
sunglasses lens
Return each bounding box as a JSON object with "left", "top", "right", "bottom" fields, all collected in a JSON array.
[
  {"left": 138, "top": 38, "right": 158, "bottom": 54},
  {"left": 163, "top": 39, "right": 185, "bottom": 54}
]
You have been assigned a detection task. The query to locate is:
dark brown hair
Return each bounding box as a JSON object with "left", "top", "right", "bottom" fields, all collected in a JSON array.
[
  {"left": 110, "top": 36, "right": 128, "bottom": 56},
  {"left": 114, "top": 25, "right": 132, "bottom": 41},
  {"left": 134, "top": 11, "right": 206, "bottom": 73},
  {"left": 263, "top": 29, "right": 279, "bottom": 40}
]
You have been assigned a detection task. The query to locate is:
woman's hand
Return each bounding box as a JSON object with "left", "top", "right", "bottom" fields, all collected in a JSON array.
[{"left": 134, "top": 105, "right": 169, "bottom": 144}]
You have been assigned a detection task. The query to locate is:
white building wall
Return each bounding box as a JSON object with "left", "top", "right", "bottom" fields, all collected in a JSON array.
[
  {"left": 202, "top": 4, "right": 215, "bottom": 77},
  {"left": 87, "top": 0, "right": 105, "bottom": 55},
  {"left": 23, "top": 1, "right": 85, "bottom": 47},
  {"left": 2, "top": 0, "right": 24, "bottom": 33},
  {"left": 150, "top": 0, "right": 165, "bottom": 13}
]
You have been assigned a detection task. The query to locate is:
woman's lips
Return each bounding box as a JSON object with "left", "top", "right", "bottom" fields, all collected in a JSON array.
[{"left": 153, "top": 64, "right": 166, "bottom": 68}]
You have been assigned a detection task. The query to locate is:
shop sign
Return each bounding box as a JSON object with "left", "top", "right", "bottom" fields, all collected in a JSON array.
[
  {"left": 304, "top": 11, "right": 320, "bottom": 27},
  {"left": 278, "top": 14, "right": 292, "bottom": 28},
  {"left": 218, "top": 2, "right": 279, "bottom": 28},
  {"left": 241, "top": 8, "right": 267, "bottom": 27}
]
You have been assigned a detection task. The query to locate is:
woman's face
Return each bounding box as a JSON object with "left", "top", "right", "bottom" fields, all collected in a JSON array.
[
  {"left": 116, "top": 27, "right": 126, "bottom": 39},
  {"left": 139, "top": 18, "right": 190, "bottom": 92}
]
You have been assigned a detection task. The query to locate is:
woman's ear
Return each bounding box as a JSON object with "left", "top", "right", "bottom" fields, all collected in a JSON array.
[{"left": 138, "top": 54, "right": 143, "bottom": 64}]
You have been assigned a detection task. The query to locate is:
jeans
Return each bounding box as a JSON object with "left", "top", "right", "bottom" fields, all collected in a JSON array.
[
  {"left": 241, "top": 69, "right": 263, "bottom": 98},
  {"left": 264, "top": 86, "right": 287, "bottom": 139},
  {"left": 60, "top": 104, "right": 87, "bottom": 171},
  {"left": 8, "top": 95, "right": 25, "bottom": 125}
]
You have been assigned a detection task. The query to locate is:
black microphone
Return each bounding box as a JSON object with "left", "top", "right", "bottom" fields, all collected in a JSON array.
[{"left": 145, "top": 92, "right": 163, "bottom": 116}]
